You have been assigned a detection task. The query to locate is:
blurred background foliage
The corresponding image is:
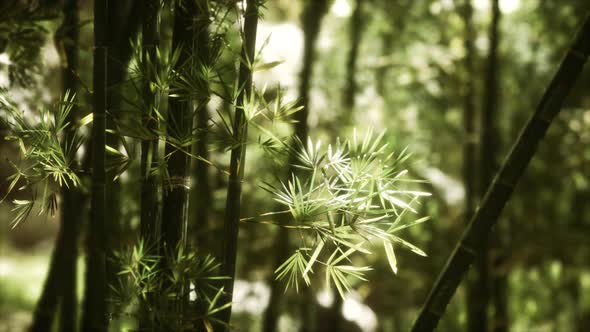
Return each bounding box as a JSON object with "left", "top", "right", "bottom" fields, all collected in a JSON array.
[{"left": 1, "top": 0, "right": 590, "bottom": 331}]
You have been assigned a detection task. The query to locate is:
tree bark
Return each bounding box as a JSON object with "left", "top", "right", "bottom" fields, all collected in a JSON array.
[
  {"left": 220, "top": 0, "right": 259, "bottom": 328},
  {"left": 81, "top": 0, "right": 108, "bottom": 330},
  {"left": 410, "top": 14, "right": 590, "bottom": 332}
]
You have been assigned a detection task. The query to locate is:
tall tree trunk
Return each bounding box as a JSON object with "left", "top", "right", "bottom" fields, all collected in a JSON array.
[
  {"left": 138, "top": 0, "right": 160, "bottom": 329},
  {"left": 139, "top": 0, "right": 160, "bottom": 262},
  {"left": 159, "top": 3, "right": 198, "bottom": 323},
  {"left": 410, "top": 15, "right": 590, "bottom": 332},
  {"left": 57, "top": 1, "right": 81, "bottom": 329},
  {"left": 190, "top": 0, "right": 211, "bottom": 251},
  {"left": 82, "top": 0, "right": 108, "bottom": 330},
  {"left": 341, "top": 0, "right": 362, "bottom": 118},
  {"left": 29, "top": 1, "right": 80, "bottom": 331},
  {"left": 104, "top": 0, "right": 142, "bottom": 301},
  {"left": 262, "top": 1, "right": 329, "bottom": 332},
  {"left": 463, "top": 0, "right": 481, "bottom": 331},
  {"left": 220, "top": 0, "right": 259, "bottom": 328},
  {"left": 479, "top": 2, "right": 508, "bottom": 332},
  {"left": 466, "top": 0, "right": 497, "bottom": 331}
]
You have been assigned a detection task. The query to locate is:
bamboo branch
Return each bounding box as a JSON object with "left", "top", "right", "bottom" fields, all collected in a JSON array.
[{"left": 411, "top": 14, "right": 590, "bottom": 332}]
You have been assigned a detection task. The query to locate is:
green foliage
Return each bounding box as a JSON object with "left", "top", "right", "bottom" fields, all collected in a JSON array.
[
  {"left": 0, "top": 1, "right": 59, "bottom": 86},
  {"left": 111, "top": 241, "right": 231, "bottom": 331},
  {"left": 250, "top": 129, "right": 431, "bottom": 297},
  {"left": 0, "top": 91, "right": 86, "bottom": 228}
]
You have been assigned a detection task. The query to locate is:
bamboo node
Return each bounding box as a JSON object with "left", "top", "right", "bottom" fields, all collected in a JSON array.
[{"left": 167, "top": 176, "right": 191, "bottom": 190}]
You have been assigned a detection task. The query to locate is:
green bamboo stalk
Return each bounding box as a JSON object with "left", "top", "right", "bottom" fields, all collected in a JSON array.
[
  {"left": 81, "top": 0, "right": 108, "bottom": 330},
  {"left": 104, "top": 1, "right": 141, "bottom": 299},
  {"left": 461, "top": 1, "right": 482, "bottom": 331},
  {"left": 138, "top": 0, "right": 160, "bottom": 329},
  {"left": 220, "top": 0, "right": 259, "bottom": 328},
  {"left": 190, "top": 0, "right": 211, "bottom": 250},
  {"left": 158, "top": 7, "right": 196, "bottom": 326},
  {"left": 411, "top": 15, "right": 590, "bottom": 332},
  {"left": 470, "top": 1, "right": 501, "bottom": 331},
  {"left": 139, "top": 0, "right": 160, "bottom": 256},
  {"left": 461, "top": 0, "right": 476, "bottom": 244},
  {"left": 161, "top": 0, "right": 194, "bottom": 266}
]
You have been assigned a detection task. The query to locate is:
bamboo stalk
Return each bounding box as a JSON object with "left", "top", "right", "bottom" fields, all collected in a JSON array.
[
  {"left": 139, "top": 0, "right": 160, "bottom": 258},
  {"left": 470, "top": 1, "right": 501, "bottom": 330},
  {"left": 160, "top": 3, "right": 196, "bottom": 316},
  {"left": 81, "top": 0, "right": 108, "bottom": 330},
  {"left": 190, "top": 0, "right": 211, "bottom": 250},
  {"left": 220, "top": 0, "right": 259, "bottom": 327},
  {"left": 411, "top": 14, "right": 590, "bottom": 332},
  {"left": 138, "top": 0, "right": 160, "bottom": 329},
  {"left": 58, "top": 1, "right": 81, "bottom": 330},
  {"left": 29, "top": 1, "right": 80, "bottom": 331},
  {"left": 104, "top": 0, "right": 142, "bottom": 307}
]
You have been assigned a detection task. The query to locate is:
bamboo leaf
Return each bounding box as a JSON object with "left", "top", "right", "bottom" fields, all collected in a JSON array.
[{"left": 384, "top": 240, "right": 398, "bottom": 274}]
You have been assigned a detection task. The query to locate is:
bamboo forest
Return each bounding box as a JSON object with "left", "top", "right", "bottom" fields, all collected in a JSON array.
[{"left": 1, "top": 0, "right": 590, "bottom": 331}]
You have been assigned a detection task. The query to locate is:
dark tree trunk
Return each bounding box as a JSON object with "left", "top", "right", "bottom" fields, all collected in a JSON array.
[
  {"left": 158, "top": 5, "right": 199, "bottom": 326},
  {"left": 461, "top": 0, "right": 476, "bottom": 254},
  {"left": 479, "top": 2, "right": 509, "bottom": 332},
  {"left": 58, "top": 1, "right": 81, "bottom": 327},
  {"left": 139, "top": 0, "right": 160, "bottom": 259},
  {"left": 138, "top": 0, "right": 160, "bottom": 329},
  {"left": 189, "top": 0, "right": 211, "bottom": 250},
  {"left": 341, "top": 0, "right": 363, "bottom": 116},
  {"left": 293, "top": 0, "right": 329, "bottom": 141},
  {"left": 462, "top": 0, "right": 484, "bottom": 330},
  {"left": 81, "top": 0, "right": 108, "bottom": 330},
  {"left": 410, "top": 15, "right": 590, "bottom": 332},
  {"left": 469, "top": 1, "right": 501, "bottom": 330},
  {"left": 104, "top": 1, "right": 142, "bottom": 299},
  {"left": 262, "top": 1, "right": 329, "bottom": 332},
  {"left": 220, "top": 0, "right": 259, "bottom": 328},
  {"left": 29, "top": 1, "right": 80, "bottom": 331}
]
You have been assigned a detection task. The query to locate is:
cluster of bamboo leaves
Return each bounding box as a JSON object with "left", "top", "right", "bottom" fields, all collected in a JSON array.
[
  {"left": 252, "top": 129, "right": 431, "bottom": 298},
  {"left": 0, "top": 90, "right": 90, "bottom": 228},
  {"left": 111, "top": 240, "right": 230, "bottom": 330}
]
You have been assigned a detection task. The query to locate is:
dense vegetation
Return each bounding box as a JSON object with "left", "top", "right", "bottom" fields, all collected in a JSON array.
[{"left": 1, "top": 1, "right": 589, "bottom": 331}]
